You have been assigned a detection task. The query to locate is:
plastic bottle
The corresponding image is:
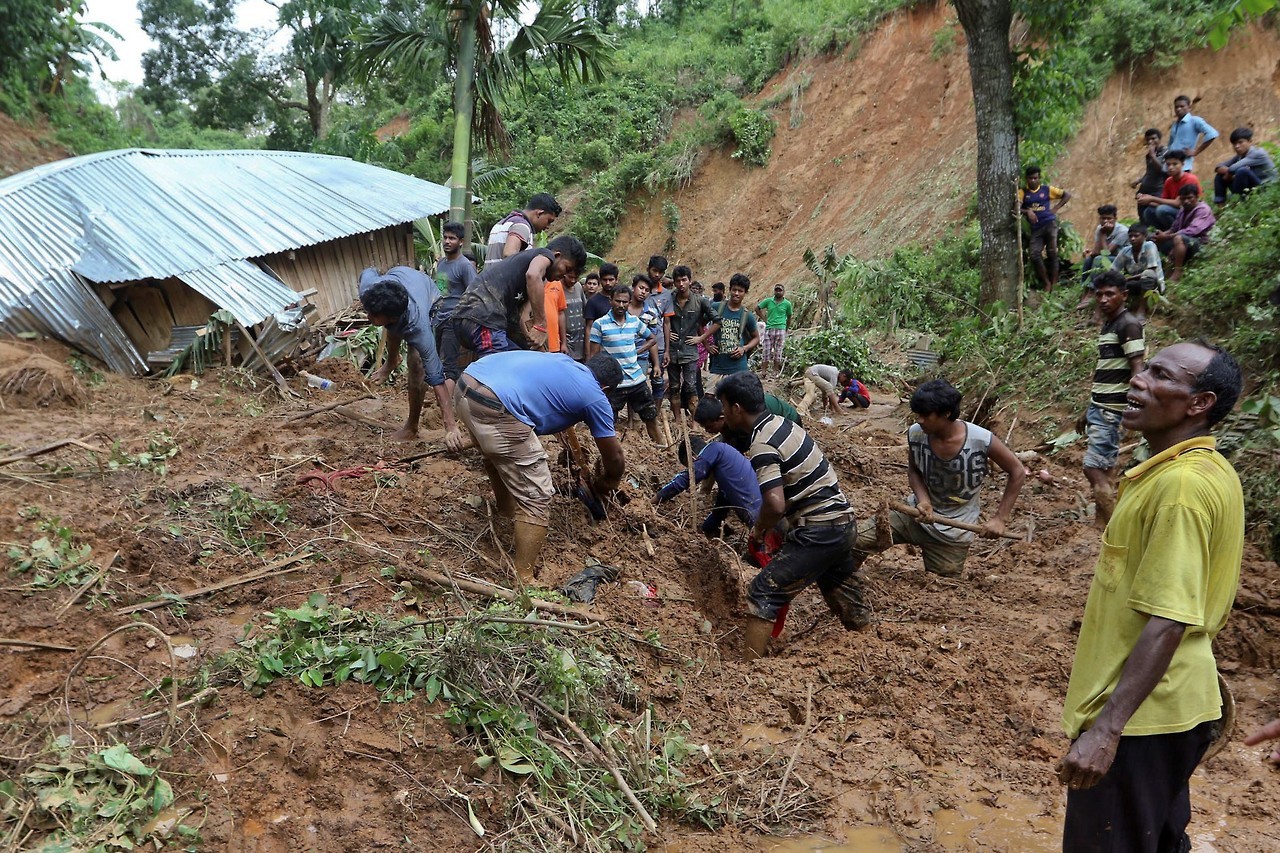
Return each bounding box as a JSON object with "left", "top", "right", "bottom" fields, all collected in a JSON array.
[{"left": 299, "top": 371, "right": 334, "bottom": 391}]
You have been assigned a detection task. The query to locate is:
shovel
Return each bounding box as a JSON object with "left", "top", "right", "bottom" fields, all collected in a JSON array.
[{"left": 890, "top": 501, "right": 1032, "bottom": 542}]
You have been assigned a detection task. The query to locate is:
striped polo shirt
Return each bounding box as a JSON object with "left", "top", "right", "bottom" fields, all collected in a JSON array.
[
  {"left": 590, "top": 311, "right": 651, "bottom": 389},
  {"left": 1092, "top": 311, "right": 1145, "bottom": 411},
  {"left": 747, "top": 413, "right": 853, "bottom": 526}
]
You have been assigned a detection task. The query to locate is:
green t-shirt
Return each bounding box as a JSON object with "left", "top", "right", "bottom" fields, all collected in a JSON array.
[
  {"left": 1062, "top": 436, "right": 1243, "bottom": 739},
  {"left": 764, "top": 393, "right": 801, "bottom": 424},
  {"left": 757, "top": 297, "right": 793, "bottom": 330}
]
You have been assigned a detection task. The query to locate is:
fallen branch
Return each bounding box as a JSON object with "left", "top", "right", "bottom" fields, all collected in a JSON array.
[
  {"left": 398, "top": 565, "right": 605, "bottom": 623},
  {"left": 0, "top": 437, "right": 104, "bottom": 467},
  {"left": 114, "top": 553, "right": 314, "bottom": 615},
  {"left": 56, "top": 550, "right": 119, "bottom": 617},
  {"left": 0, "top": 638, "right": 77, "bottom": 652},
  {"left": 91, "top": 687, "right": 218, "bottom": 730},
  {"left": 285, "top": 394, "right": 375, "bottom": 422},
  {"left": 236, "top": 320, "right": 298, "bottom": 399},
  {"left": 521, "top": 691, "right": 658, "bottom": 833}
]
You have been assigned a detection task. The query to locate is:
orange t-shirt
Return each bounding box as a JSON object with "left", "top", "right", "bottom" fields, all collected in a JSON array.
[{"left": 544, "top": 280, "right": 568, "bottom": 353}]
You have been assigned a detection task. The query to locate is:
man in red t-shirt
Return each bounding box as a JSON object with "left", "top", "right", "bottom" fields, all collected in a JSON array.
[{"left": 1135, "top": 149, "right": 1201, "bottom": 231}]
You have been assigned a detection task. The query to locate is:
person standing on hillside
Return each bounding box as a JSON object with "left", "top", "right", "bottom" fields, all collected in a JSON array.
[
  {"left": 666, "top": 265, "right": 720, "bottom": 420},
  {"left": 756, "top": 284, "right": 794, "bottom": 378},
  {"left": 1082, "top": 271, "right": 1145, "bottom": 525},
  {"left": 709, "top": 274, "right": 760, "bottom": 378},
  {"left": 1057, "top": 341, "right": 1243, "bottom": 853},
  {"left": 853, "top": 379, "right": 1025, "bottom": 578},
  {"left": 484, "top": 193, "right": 561, "bottom": 265},
  {"left": 454, "top": 351, "right": 626, "bottom": 582},
  {"left": 1019, "top": 165, "right": 1072, "bottom": 293},
  {"left": 453, "top": 236, "right": 587, "bottom": 356},
  {"left": 1132, "top": 128, "right": 1169, "bottom": 224},
  {"left": 1166, "top": 94, "right": 1218, "bottom": 173},
  {"left": 717, "top": 372, "right": 870, "bottom": 658},
  {"left": 360, "top": 265, "right": 465, "bottom": 447},
  {"left": 431, "top": 221, "right": 478, "bottom": 387}
]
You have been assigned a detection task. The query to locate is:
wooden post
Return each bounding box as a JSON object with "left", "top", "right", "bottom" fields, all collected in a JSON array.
[{"left": 681, "top": 414, "right": 697, "bottom": 524}]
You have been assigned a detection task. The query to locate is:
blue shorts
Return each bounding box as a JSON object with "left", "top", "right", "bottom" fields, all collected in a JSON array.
[{"left": 1083, "top": 404, "right": 1123, "bottom": 470}]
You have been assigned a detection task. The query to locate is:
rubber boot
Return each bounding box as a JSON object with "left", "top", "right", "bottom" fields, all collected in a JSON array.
[
  {"left": 743, "top": 616, "right": 774, "bottom": 660},
  {"left": 512, "top": 520, "right": 548, "bottom": 583}
]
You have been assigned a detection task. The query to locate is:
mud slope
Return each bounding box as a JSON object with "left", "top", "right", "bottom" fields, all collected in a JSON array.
[
  {"left": 608, "top": 8, "right": 1280, "bottom": 290},
  {"left": 608, "top": 2, "right": 977, "bottom": 286},
  {"left": 0, "top": 112, "right": 70, "bottom": 178},
  {"left": 1058, "top": 22, "right": 1280, "bottom": 237}
]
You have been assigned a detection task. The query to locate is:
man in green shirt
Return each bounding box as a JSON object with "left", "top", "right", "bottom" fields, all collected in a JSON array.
[
  {"left": 1058, "top": 341, "right": 1244, "bottom": 852},
  {"left": 756, "top": 284, "right": 794, "bottom": 378}
]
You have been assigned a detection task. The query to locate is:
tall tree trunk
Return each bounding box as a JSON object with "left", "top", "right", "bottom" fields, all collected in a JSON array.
[
  {"left": 450, "top": 3, "right": 478, "bottom": 237},
  {"left": 954, "top": 0, "right": 1020, "bottom": 309}
]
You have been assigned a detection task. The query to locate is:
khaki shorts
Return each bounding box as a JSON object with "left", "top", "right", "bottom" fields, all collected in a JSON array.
[
  {"left": 854, "top": 511, "right": 970, "bottom": 578},
  {"left": 454, "top": 385, "right": 554, "bottom": 526}
]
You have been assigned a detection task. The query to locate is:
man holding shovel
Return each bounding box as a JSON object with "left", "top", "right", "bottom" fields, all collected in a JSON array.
[{"left": 854, "top": 379, "right": 1026, "bottom": 578}]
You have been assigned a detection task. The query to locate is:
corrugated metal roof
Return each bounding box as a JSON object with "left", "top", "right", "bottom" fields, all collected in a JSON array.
[
  {"left": 177, "top": 260, "right": 302, "bottom": 328},
  {"left": 0, "top": 148, "right": 451, "bottom": 373}
]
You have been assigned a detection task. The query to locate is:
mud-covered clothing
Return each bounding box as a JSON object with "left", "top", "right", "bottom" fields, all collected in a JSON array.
[
  {"left": 657, "top": 441, "right": 761, "bottom": 521},
  {"left": 906, "top": 421, "right": 992, "bottom": 545},
  {"left": 746, "top": 524, "right": 867, "bottom": 628},
  {"left": 483, "top": 210, "right": 533, "bottom": 264},
  {"left": 854, "top": 512, "right": 970, "bottom": 577},
  {"left": 461, "top": 351, "right": 615, "bottom": 439},
  {"left": 453, "top": 249, "right": 553, "bottom": 350},
  {"left": 748, "top": 412, "right": 853, "bottom": 527},
  {"left": 359, "top": 266, "right": 445, "bottom": 387},
  {"left": 1092, "top": 310, "right": 1145, "bottom": 412},
  {"left": 1062, "top": 436, "right": 1243, "bottom": 740},
  {"left": 1064, "top": 720, "right": 1215, "bottom": 853}
]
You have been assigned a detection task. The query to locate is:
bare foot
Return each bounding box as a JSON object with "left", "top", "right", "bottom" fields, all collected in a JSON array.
[{"left": 389, "top": 426, "right": 419, "bottom": 441}]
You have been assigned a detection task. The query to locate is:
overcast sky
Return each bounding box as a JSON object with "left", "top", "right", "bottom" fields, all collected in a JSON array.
[{"left": 89, "top": 0, "right": 281, "bottom": 92}]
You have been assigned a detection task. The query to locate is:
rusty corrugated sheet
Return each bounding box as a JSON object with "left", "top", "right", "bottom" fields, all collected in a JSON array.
[{"left": 0, "top": 149, "right": 451, "bottom": 373}]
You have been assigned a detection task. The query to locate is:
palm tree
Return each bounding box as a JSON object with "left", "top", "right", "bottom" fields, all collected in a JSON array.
[{"left": 355, "top": 0, "right": 616, "bottom": 237}]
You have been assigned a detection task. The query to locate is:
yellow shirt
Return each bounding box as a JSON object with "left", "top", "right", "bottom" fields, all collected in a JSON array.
[{"left": 1062, "top": 436, "right": 1243, "bottom": 739}]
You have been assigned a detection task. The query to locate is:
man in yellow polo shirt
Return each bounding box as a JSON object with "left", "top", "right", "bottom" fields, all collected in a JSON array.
[{"left": 1057, "top": 340, "right": 1244, "bottom": 852}]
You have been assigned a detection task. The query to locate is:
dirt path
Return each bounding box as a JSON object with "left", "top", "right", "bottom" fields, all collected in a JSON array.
[{"left": 3, "top": 343, "right": 1279, "bottom": 851}]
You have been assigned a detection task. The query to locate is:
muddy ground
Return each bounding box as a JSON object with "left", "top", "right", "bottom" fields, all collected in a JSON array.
[{"left": 3, "top": 340, "right": 1280, "bottom": 852}]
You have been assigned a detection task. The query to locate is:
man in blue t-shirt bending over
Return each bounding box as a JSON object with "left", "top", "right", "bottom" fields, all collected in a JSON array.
[
  {"left": 454, "top": 351, "right": 626, "bottom": 581},
  {"left": 654, "top": 435, "right": 761, "bottom": 539}
]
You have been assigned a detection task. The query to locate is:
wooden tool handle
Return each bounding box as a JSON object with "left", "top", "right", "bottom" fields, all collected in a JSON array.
[{"left": 890, "top": 501, "right": 1026, "bottom": 542}]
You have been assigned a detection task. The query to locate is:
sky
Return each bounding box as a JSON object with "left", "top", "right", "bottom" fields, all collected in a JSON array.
[{"left": 88, "top": 0, "right": 282, "bottom": 94}]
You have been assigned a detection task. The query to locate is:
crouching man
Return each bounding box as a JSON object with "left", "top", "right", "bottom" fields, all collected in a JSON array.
[{"left": 717, "top": 372, "right": 870, "bottom": 659}]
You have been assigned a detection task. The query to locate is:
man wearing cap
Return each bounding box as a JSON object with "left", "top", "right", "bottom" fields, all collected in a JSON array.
[
  {"left": 359, "top": 265, "right": 464, "bottom": 446},
  {"left": 1057, "top": 340, "right": 1244, "bottom": 851},
  {"left": 756, "top": 284, "right": 793, "bottom": 378}
]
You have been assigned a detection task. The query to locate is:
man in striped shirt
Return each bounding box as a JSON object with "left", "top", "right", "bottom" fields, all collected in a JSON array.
[
  {"left": 1084, "top": 271, "right": 1145, "bottom": 524},
  {"left": 717, "top": 372, "right": 870, "bottom": 659},
  {"left": 588, "top": 285, "right": 664, "bottom": 445}
]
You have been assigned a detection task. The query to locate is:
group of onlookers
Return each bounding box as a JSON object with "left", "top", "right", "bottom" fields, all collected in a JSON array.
[{"left": 1020, "top": 95, "right": 1275, "bottom": 310}]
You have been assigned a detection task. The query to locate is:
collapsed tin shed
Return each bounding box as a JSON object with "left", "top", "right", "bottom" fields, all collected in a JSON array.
[{"left": 0, "top": 148, "right": 451, "bottom": 374}]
